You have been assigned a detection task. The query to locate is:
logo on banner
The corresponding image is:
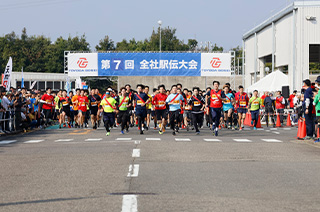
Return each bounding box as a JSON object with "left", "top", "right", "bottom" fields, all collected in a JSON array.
[
  {"left": 77, "top": 58, "right": 88, "bottom": 68},
  {"left": 210, "top": 57, "right": 221, "bottom": 68}
]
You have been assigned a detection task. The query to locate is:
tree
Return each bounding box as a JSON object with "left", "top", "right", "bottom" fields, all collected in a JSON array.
[{"left": 95, "top": 36, "right": 115, "bottom": 51}]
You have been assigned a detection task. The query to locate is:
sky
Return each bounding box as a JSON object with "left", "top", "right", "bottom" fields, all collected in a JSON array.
[{"left": 0, "top": 0, "right": 300, "bottom": 51}]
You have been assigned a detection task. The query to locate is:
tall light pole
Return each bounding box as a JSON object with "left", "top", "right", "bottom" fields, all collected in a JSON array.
[{"left": 158, "top": 20, "right": 162, "bottom": 52}]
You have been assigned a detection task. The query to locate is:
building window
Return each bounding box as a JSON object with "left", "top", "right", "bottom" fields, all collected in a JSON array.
[{"left": 310, "top": 44, "right": 320, "bottom": 74}]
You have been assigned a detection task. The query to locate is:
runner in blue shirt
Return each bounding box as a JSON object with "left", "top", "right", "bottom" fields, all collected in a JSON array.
[
  {"left": 222, "top": 85, "right": 235, "bottom": 129},
  {"left": 166, "top": 85, "right": 185, "bottom": 135}
]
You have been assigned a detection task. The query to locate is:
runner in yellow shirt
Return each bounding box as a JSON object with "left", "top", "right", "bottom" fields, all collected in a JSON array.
[{"left": 100, "top": 91, "right": 117, "bottom": 136}]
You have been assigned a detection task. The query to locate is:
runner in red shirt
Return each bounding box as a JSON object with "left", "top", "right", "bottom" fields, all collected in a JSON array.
[
  {"left": 205, "top": 81, "right": 226, "bottom": 136},
  {"left": 235, "top": 85, "right": 249, "bottom": 130},
  {"left": 77, "top": 89, "right": 89, "bottom": 128},
  {"left": 288, "top": 90, "right": 297, "bottom": 109},
  {"left": 40, "top": 87, "right": 54, "bottom": 126},
  {"left": 261, "top": 91, "right": 269, "bottom": 108},
  {"left": 152, "top": 84, "right": 168, "bottom": 134}
]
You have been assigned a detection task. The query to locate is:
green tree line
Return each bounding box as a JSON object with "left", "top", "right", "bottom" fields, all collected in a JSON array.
[{"left": 0, "top": 27, "right": 241, "bottom": 73}]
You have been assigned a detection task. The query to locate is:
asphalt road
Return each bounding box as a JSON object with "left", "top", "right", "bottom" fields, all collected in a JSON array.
[{"left": 0, "top": 123, "right": 320, "bottom": 212}]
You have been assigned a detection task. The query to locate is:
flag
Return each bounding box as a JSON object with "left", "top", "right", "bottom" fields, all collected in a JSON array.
[
  {"left": 2, "top": 57, "right": 12, "bottom": 91},
  {"left": 21, "top": 67, "right": 24, "bottom": 88}
]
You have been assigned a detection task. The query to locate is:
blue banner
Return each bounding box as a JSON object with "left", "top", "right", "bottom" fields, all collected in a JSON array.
[{"left": 98, "top": 53, "right": 201, "bottom": 76}]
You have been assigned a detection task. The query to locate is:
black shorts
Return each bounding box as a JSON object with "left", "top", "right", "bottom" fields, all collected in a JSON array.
[
  {"left": 151, "top": 110, "right": 155, "bottom": 117},
  {"left": 55, "top": 109, "right": 60, "bottom": 116},
  {"left": 156, "top": 109, "right": 168, "bottom": 120},
  {"left": 62, "top": 109, "right": 71, "bottom": 117},
  {"left": 90, "top": 107, "right": 99, "bottom": 116},
  {"left": 265, "top": 106, "right": 274, "bottom": 114},
  {"left": 73, "top": 110, "right": 79, "bottom": 116},
  {"left": 147, "top": 109, "right": 152, "bottom": 115}
]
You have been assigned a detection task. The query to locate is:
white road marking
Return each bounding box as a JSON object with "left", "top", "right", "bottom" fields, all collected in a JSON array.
[
  {"left": 233, "top": 139, "right": 252, "bottom": 142},
  {"left": 85, "top": 138, "right": 102, "bottom": 141},
  {"left": 132, "top": 149, "right": 140, "bottom": 158},
  {"left": 262, "top": 139, "right": 283, "bottom": 143},
  {"left": 270, "top": 128, "right": 278, "bottom": 131},
  {"left": 134, "top": 140, "right": 141, "bottom": 145},
  {"left": 272, "top": 132, "right": 280, "bottom": 135},
  {"left": 55, "top": 139, "right": 74, "bottom": 142},
  {"left": 175, "top": 138, "right": 191, "bottom": 141},
  {"left": 116, "top": 138, "right": 132, "bottom": 141},
  {"left": 257, "top": 128, "right": 264, "bottom": 131},
  {"left": 127, "top": 164, "right": 140, "bottom": 177},
  {"left": 265, "top": 130, "right": 271, "bottom": 132},
  {"left": 204, "top": 139, "right": 222, "bottom": 142},
  {"left": 0, "top": 140, "right": 17, "bottom": 144},
  {"left": 283, "top": 128, "right": 292, "bottom": 130},
  {"left": 146, "top": 138, "right": 161, "bottom": 141},
  {"left": 243, "top": 128, "right": 251, "bottom": 131},
  {"left": 24, "top": 140, "right": 44, "bottom": 143},
  {"left": 121, "top": 195, "right": 138, "bottom": 212}
]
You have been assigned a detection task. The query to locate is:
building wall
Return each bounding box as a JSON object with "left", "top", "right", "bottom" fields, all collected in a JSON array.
[
  {"left": 296, "top": 6, "right": 320, "bottom": 88},
  {"left": 244, "top": 4, "right": 320, "bottom": 93}
]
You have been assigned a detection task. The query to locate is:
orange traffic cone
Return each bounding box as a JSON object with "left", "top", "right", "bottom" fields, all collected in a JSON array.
[
  {"left": 286, "top": 113, "right": 292, "bottom": 127},
  {"left": 245, "top": 113, "right": 252, "bottom": 126},
  {"left": 297, "top": 118, "right": 302, "bottom": 139},
  {"left": 244, "top": 113, "right": 249, "bottom": 126},
  {"left": 276, "top": 113, "right": 281, "bottom": 127},
  {"left": 256, "top": 115, "right": 262, "bottom": 128},
  {"left": 297, "top": 118, "right": 306, "bottom": 140}
]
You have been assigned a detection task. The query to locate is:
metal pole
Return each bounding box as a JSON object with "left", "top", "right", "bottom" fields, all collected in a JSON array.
[
  {"left": 159, "top": 25, "right": 161, "bottom": 52},
  {"left": 254, "top": 33, "right": 257, "bottom": 83},
  {"left": 242, "top": 39, "right": 245, "bottom": 87},
  {"left": 292, "top": 9, "right": 296, "bottom": 91},
  {"left": 237, "top": 58, "right": 240, "bottom": 75},
  {"left": 272, "top": 22, "right": 275, "bottom": 72}
]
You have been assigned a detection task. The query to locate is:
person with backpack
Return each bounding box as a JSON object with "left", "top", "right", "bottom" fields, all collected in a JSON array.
[{"left": 263, "top": 92, "right": 276, "bottom": 128}]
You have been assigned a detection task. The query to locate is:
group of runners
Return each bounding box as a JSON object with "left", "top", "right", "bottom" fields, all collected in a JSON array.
[{"left": 38, "top": 80, "right": 292, "bottom": 137}]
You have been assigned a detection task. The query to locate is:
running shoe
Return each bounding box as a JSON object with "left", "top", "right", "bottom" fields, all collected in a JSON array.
[
  {"left": 106, "top": 132, "right": 110, "bottom": 136},
  {"left": 120, "top": 131, "right": 125, "bottom": 135},
  {"left": 215, "top": 128, "right": 218, "bottom": 136}
]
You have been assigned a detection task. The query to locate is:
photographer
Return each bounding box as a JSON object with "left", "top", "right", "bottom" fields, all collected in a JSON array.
[{"left": 13, "top": 92, "right": 28, "bottom": 131}]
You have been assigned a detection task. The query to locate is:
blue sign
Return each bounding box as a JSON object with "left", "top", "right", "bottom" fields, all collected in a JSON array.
[
  {"left": 82, "top": 85, "right": 88, "bottom": 89},
  {"left": 98, "top": 53, "right": 201, "bottom": 76}
]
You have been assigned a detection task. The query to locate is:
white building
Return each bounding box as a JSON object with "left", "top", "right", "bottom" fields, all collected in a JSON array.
[
  {"left": 243, "top": 1, "right": 320, "bottom": 91},
  {"left": 9, "top": 72, "right": 76, "bottom": 90}
]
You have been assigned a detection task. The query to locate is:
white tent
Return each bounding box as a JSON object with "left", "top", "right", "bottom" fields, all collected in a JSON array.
[{"left": 246, "top": 70, "right": 289, "bottom": 93}]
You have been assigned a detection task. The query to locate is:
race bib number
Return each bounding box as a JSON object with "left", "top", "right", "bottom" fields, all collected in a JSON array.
[
  {"left": 194, "top": 101, "right": 200, "bottom": 106},
  {"left": 173, "top": 100, "right": 180, "bottom": 105},
  {"left": 157, "top": 101, "right": 165, "bottom": 107},
  {"left": 137, "top": 100, "right": 143, "bottom": 105},
  {"left": 240, "top": 101, "right": 246, "bottom": 107}
]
